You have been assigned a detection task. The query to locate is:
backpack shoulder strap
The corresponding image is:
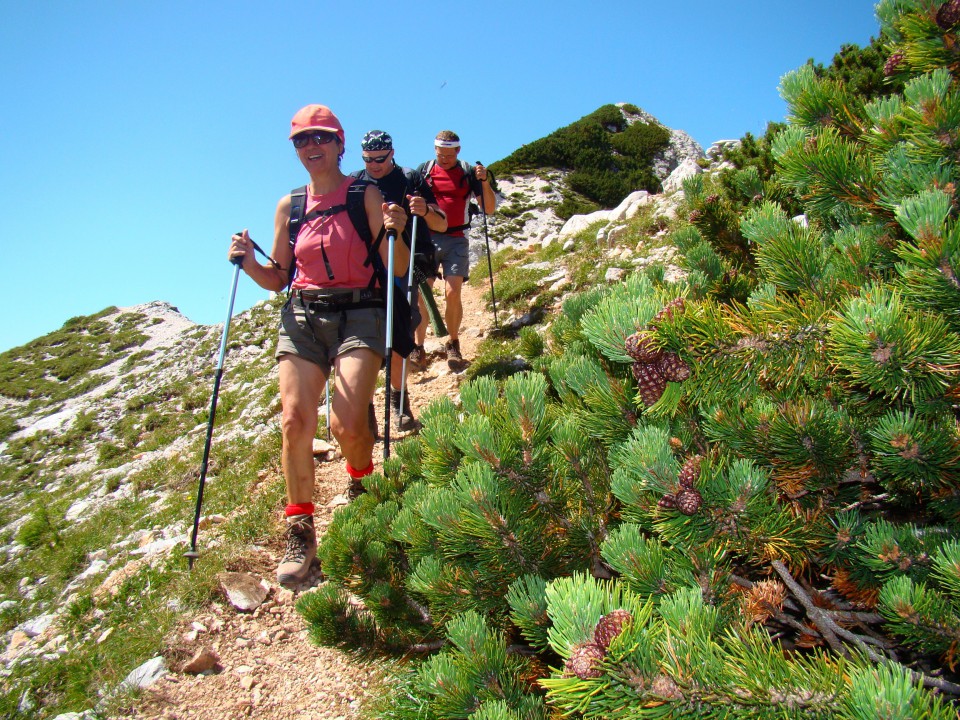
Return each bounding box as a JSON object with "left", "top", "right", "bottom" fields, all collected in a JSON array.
[
  {"left": 289, "top": 186, "right": 308, "bottom": 248},
  {"left": 344, "top": 179, "right": 389, "bottom": 290},
  {"left": 345, "top": 179, "right": 373, "bottom": 244},
  {"left": 287, "top": 186, "right": 309, "bottom": 288}
]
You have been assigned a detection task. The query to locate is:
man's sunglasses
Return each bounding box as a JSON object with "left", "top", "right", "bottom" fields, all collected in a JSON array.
[
  {"left": 362, "top": 153, "right": 391, "bottom": 164},
  {"left": 292, "top": 131, "right": 338, "bottom": 148}
]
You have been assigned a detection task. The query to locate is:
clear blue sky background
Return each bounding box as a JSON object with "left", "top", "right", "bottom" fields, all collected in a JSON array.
[{"left": 0, "top": 0, "right": 881, "bottom": 353}]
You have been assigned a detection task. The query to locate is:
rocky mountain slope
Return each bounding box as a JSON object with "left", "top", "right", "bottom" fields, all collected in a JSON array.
[{"left": 0, "top": 103, "right": 716, "bottom": 719}]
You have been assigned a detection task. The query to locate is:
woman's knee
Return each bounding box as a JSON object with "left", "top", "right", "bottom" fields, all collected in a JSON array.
[{"left": 281, "top": 405, "right": 317, "bottom": 441}]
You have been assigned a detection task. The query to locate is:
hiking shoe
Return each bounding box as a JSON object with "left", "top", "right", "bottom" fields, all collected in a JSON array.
[
  {"left": 390, "top": 389, "right": 420, "bottom": 432},
  {"left": 445, "top": 339, "right": 466, "bottom": 370},
  {"left": 408, "top": 344, "right": 427, "bottom": 370},
  {"left": 277, "top": 514, "right": 317, "bottom": 585},
  {"left": 367, "top": 402, "right": 380, "bottom": 441},
  {"left": 347, "top": 478, "right": 367, "bottom": 501}
]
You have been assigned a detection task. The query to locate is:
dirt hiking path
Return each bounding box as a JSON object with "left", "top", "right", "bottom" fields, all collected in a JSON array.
[{"left": 115, "top": 282, "right": 491, "bottom": 720}]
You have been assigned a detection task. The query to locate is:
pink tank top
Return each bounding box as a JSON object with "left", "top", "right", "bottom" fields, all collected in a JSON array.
[{"left": 291, "top": 177, "right": 374, "bottom": 290}]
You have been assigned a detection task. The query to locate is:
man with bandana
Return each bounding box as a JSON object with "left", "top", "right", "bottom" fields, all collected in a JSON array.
[
  {"left": 353, "top": 130, "right": 447, "bottom": 430},
  {"left": 417, "top": 130, "right": 498, "bottom": 370}
]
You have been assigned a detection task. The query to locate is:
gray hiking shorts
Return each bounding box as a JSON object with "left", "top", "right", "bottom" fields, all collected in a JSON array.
[
  {"left": 276, "top": 294, "right": 386, "bottom": 374},
  {"left": 432, "top": 232, "right": 470, "bottom": 281}
]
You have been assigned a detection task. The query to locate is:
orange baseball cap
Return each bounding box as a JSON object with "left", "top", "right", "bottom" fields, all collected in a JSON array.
[{"left": 289, "top": 105, "right": 344, "bottom": 144}]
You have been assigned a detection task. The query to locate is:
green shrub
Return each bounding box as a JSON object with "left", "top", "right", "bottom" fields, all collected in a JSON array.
[{"left": 489, "top": 104, "right": 670, "bottom": 214}]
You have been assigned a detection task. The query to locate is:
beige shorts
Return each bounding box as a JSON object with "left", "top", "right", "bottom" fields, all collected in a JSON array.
[{"left": 275, "top": 297, "right": 386, "bottom": 373}]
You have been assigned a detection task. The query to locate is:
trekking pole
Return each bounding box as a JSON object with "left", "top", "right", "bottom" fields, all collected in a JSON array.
[
  {"left": 476, "top": 161, "right": 498, "bottom": 328},
  {"left": 399, "top": 213, "right": 419, "bottom": 419},
  {"left": 383, "top": 228, "right": 398, "bottom": 459},
  {"left": 185, "top": 252, "right": 243, "bottom": 570}
]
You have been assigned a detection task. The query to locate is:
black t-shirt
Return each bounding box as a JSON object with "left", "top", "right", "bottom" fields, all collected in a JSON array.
[{"left": 352, "top": 164, "right": 436, "bottom": 250}]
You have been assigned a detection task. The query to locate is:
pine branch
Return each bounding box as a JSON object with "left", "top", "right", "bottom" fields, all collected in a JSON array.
[{"left": 772, "top": 561, "right": 960, "bottom": 696}]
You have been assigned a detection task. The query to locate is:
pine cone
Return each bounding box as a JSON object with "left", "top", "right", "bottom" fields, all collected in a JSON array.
[
  {"left": 625, "top": 332, "right": 660, "bottom": 363},
  {"left": 678, "top": 456, "right": 702, "bottom": 489},
  {"left": 658, "top": 352, "right": 691, "bottom": 382},
  {"left": 633, "top": 362, "right": 667, "bottom": 406},
  {"left": 938, "top": 0, "right": 960, "bottom": 30},
  {"left": 651, "top": 298, "right": 685, "bottom": 327},
  {"left": 565, "top": 642, "right": 606, "bottom": 679},
  {"left": 675, "top": 488, "right": 703, "bottom": 516},
  {"left": 658, "top": 493, "right": 677, "bottom": 509},
  {"left": 688, "top": 209, "right": 703, "bottom": 223},
  {"left": 705, "top": 194, "right": 720, "bottom": 204},
  {"left": 884, "top": 50, "right": 905, "bottom": 77},
  {"left": 593, "top": 609, "right": 634, "bottom": 651}
]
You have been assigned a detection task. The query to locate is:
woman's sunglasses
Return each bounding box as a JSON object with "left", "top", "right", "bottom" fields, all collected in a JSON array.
[{"left": 292, "top": 131, "right": 338, "bottom": 149}]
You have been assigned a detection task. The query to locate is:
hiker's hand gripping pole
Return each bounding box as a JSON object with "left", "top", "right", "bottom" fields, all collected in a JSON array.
[{"left": 475, "top": 161, "right": 498, "bottom": 328}]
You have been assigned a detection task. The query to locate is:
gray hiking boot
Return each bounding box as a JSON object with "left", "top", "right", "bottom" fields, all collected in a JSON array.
[
  {"left": 408, "top": 344, "right": 427, "bottom": 370},
  {"left": 276, "top": 514, "right": 317, "bottom": 585},
  {"left": 347, "top": 478, "right": 367, "bottom": 501},
  {"left": 445, "top": 338, "right": 466, "bottom": 370},
  {"left": 390, "top": 389, "right": 419, "bottom": 432}
]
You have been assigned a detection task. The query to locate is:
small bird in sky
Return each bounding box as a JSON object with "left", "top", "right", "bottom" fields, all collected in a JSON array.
[{"left": 440, "top": 81, "right": 447, "bottom": 89}]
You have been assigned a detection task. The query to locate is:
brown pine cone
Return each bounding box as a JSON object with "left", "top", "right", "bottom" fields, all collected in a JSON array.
[
  {"left": 593, "top": 609, "right": 634, "bottom": 651},
  {"left": 884, "top": 50, "right": 905, "bottom": 76},
  {"left": 688, "top": 209, "right": 703, "bottom": 223},
  {"left": 658, "top": 352, "right": 691, "bottom": 382},
  {"left": 565, "top": 642, "right": 606, "bottom": 679},
  {"left": 675, "top": 488, "right": 703, "bottom": 516},
  {"left": 625, "top": 332, "right": 660, "bottom": 363},
  {"left": 633, "top": 362, "right": 667, "bottom": 406},
  {"left": 651, "top": 298, "right": 685, "bottom": 327},
  {"left": 937, "top": 0, "right": 960, "bottom": 30},
  {"left": 658, "top": 494, "right": 677, "bottom": 509},
  {"left": 678, "top": 456, "right": 702, "bottom": 489}
]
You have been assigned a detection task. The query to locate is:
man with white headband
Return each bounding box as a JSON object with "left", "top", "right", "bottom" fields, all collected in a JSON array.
[{"left": 417, "top": 130, "right": 498, "bottom": 370}]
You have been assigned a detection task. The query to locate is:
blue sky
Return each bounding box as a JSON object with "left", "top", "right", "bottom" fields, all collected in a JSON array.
[{"left": 0, "top": 0, "right": 880, "bottom": 353}]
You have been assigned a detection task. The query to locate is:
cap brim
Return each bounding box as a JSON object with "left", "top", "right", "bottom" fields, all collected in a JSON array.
[{"left": 290, "top": 125, "right": 341, "bottom": 139}]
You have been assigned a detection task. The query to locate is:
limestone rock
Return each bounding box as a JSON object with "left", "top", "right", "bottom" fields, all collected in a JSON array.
[{"left": 218, "top": 572, "right": 268, "bottom": 612}]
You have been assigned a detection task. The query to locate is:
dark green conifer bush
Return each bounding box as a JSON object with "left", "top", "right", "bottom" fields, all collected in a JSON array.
[
  {"left": 490, "top": 105, "right": 670, "bottom": 217},
  {"left": 308, "top": 2, "right": 960, "bottom": 716}
]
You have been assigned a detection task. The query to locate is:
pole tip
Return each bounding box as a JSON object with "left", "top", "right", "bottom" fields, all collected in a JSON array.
[{"left": 184, "top": 549, "right": 199, "bottom": 569}]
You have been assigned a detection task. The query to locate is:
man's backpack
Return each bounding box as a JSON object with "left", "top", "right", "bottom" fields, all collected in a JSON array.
[{"left": 287, "top": 180, "right": 415, "bottom": 357}]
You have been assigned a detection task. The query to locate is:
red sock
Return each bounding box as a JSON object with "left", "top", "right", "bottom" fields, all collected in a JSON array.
[
  {"left": 285, "top": 502, "right": 314, "bottom": 517},
  {"left": 346, "top": 461, "right": 374, "bottom": 479}
]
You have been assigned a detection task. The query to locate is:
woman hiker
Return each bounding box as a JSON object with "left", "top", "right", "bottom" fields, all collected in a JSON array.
[{"left": 228, "top": 104, "right": 408, "bottom": 585}]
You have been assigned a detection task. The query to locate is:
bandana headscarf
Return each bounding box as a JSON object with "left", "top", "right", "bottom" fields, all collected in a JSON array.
[{"left": 361, "top": 130, "right": 393, "bottom": 151}]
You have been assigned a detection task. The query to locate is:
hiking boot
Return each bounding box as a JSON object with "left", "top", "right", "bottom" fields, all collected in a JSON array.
[
  {"left": 367, "top": 402, "right": 380, "bottom": 440},
  {"left": 445, "top": 339, "right": 466, "bottom": 370},
  {"left": 347, "top": 478, "right": 367, "bottom": 501},
  {"left": 408, "top": 344, "right": 427, "bottom": 370},
  {"left": 276, "top": 514, "right": 316, "bottom": 585},
  {"left": 390, "top": 389, "right": 419, "bottom": 432}
]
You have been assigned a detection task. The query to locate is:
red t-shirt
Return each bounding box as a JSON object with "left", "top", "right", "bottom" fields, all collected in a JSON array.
[{"left": 428, "top": 163, "right": 473, "bottom": 237}]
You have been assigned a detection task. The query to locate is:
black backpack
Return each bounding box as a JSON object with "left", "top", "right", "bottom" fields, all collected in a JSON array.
[{"left": 287, "top": 180, "right": 415, "bottom": 357}]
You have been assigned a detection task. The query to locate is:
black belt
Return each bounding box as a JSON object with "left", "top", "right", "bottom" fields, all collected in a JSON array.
[{"left": 294, "top": 288, "right": 382, "bottom": 308}]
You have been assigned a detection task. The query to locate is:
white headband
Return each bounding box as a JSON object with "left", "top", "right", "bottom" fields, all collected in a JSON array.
[{"left": 434, "top": 139, "right": 461, "bottom": 149}]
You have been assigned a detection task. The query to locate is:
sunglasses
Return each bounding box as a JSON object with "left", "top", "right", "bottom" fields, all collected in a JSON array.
[
  {"left": 362, "top": 153, "right": 391, "bottom": 164},
  {"left": 292, "top": 131, "right": 338, "bottom": 149}
]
